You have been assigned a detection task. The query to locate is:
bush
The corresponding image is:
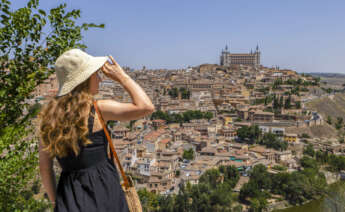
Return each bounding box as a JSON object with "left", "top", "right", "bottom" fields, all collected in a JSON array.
[
  {"left": 301, "top": 133, "right": 310, "bottom": 138},
  {"left": 183, "top": 148, "right": 195, "bottom": 160},
  {"left": 272, "top": 165, "right": 287, "bottom": 172}
]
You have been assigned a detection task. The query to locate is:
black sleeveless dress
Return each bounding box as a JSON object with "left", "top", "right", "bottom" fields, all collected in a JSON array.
[{"left": 54, "top": 105, "right": 130, "bottom": 212}]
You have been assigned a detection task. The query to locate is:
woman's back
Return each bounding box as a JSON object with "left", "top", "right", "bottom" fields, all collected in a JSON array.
[
  {"left": 54, "top": 104, "right": 130, "bottom": 212},
  {"left": 56, "top": 104, "right": 109, "bottom": 171}
]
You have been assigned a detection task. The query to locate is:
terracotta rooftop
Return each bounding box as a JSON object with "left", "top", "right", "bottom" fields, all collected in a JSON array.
[
  {"left": 159, "top": 138, "right": 171, "bottom": 144},
  {"left": 152, "top": 119, "right": 166, "bottom": 123},
  {"left": 144, "top": 128, "right": 166, "bottom": 141}
]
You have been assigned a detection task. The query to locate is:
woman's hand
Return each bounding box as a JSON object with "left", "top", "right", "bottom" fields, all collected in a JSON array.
[{"left": 101, "top": 55, "right": 128, "bottom": 83}]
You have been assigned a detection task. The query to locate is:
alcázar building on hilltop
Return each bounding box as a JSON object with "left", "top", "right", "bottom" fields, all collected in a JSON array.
[{"left": 220, "top": 45, "right": 261, "bottom": 67}]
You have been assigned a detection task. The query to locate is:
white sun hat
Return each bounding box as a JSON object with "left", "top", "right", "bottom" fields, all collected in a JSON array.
[{"left": 55, "top": 48, "right": 108, "bottom": 97}]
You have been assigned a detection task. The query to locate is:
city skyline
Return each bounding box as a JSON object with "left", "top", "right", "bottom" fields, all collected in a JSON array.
[{"left": 11, "top": 0, "right": 345, "bottom": 73}]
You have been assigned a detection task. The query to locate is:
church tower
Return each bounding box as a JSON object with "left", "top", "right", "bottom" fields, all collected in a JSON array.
[
  {"left": 220, "top": 44, "right": 231, "bottom": 66},
  {"left": 255, "top": 44, "right": 261, "bottom": 67}
]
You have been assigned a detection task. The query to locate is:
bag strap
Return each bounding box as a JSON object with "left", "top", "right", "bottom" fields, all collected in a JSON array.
[{"left": 93, "top": 100, "right": 130, "bottom": 188}]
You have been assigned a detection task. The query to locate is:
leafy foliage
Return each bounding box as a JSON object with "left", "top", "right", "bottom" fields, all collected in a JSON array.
[
  {"left": 259, "top": 132, "right": 288, "bottom": 151},
  {"left": 151, "top": 109, "right": 213, "bottom": 123},
  {"left": 137, "top": 188, "right": 159, "bottom": 212},
  {"left": 167, "top": 87, "right": 191, "bottom": 99},
  {"left": 310, "top": 149, "right": 345, "bottom": 172},
  {"left": 303, "top": 144, "right": 315, "bottom": 157},
  {"left": 335, "top": 117, "right": 344, "bottom": 130},
  {"left": 137, "top": 165, "right": 239, "bottom": 212},
  {"left": 0, "top": 0, "right": 104, "bottom": 210},
  {"left": 236, "top": 125, "right": 262, "bottom": 144},
  {"left": 0, "top": 0, "right": 104, "bottom": 128},
  {"left": 240, "top": 162, "right": 327, "bottom": 209},
  {"left": 0, "top": 121, "right": 50, "bottom": 210},
  {"left": 327, "top": 115, "right": 332, "bottom": 125},
  {"left": 183, "top": 148, "right": 194, "bottom": 160},
  {"left": 300, "top": 156, "right": 319, "bottom": 170}
]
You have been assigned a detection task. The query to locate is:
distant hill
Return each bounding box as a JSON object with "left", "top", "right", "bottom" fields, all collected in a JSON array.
[
  {"left": 285, "top": 124, "right": 338, "bottom": 139},
  {"left": 301, "top": 93, "right": 345, "bottom": 139},
  {"left": 304, "top": 72, "right": 345, "bottom": 78},
  {"left": 304, "top": 73, "right": 345, "bottom": 89},
  {"left": 306, "top": 93, "right": 345, "bottom": 121}
]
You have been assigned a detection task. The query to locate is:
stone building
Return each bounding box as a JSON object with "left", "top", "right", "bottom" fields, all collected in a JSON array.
[{"left": 220, "top": 45, "right": 261, "bottom": 67}]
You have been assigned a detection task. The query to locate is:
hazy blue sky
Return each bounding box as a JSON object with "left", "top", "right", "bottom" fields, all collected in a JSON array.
[{"left": 12, "top": 0, "right": 345, "bottom": 73}]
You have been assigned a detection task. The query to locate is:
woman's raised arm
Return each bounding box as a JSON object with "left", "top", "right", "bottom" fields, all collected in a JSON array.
[{"left": 99, "top": 56, "right": 155, "bottom": 122}]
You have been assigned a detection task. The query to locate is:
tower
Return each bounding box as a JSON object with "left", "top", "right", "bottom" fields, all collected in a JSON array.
[
  {"left": 220, "top": 44, "right": 231, "bottom": 66},
  {"left": 255, "top": 44, "right": 261, "bottom": 66}
]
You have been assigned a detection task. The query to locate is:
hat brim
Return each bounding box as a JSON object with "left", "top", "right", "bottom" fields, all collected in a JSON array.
[{"left": 56, "top": 56, "right": 108, "bottom": 97}]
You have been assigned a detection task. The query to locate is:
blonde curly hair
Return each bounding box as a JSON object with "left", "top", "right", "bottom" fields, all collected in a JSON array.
[{"left": 37, "top": 77, "right": 95, "bottom": 158}]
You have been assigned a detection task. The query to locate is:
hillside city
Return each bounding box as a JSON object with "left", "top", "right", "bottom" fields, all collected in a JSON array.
[{"left": 31, "top": 46, "right": 345, "bottom": 211}]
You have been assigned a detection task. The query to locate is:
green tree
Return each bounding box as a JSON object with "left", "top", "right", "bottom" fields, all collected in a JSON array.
[
  {"left": 300, "top": 156, "right": 319, "bottom": 170},
  {"left": 239, "top": 181, "right": 261, "bottom": 202},
  {"left": 219, "top": 165, "right": 240, "bottom": 188},
  {"left": 175, "top": 182, "right": 192, "bottom": 212},
  {"left": 264, "top": 95, "right": 273, "bottom": 106},
  {"left": 313, "top": 77, "right": 321, "bottom": 85},
  {"left": 183, "top": 148, "right": 195, "bottom": 160},
  {"left": 273, "top": 94, "right": 279, "bottom": 109},
  {"left": 304, "top": 144, "right": 315, "bottom": 157},
  {"left": 272, "top": 78, "right": 282, "bottom": 89},
  {"left": 328, "top": 154, "right": 345, "bottom": 171},
  {"left": 327, "top": 116, "right": 332, "bottom": 125},
  {"left": 259, "top": 132, "right": 288, "bottom": 151},
  {"left": 107, "top": 120, "right": 117, "bottom": 128},
  {"left": 291, "top": 86, "right": 300, "bottom": 96},
  {"left": 129, "top": 119, "right": 137, "bottom": 131},
  {"left": 180, "top": 87, "right": 191, "bottom": 99},
  {"left": 237, "top": 125, "right": 262, "bottom": 144},
  {"left": 279, "top": 95, "right": 284, "bottom": 108},
  {"left": 295, "top": 101, "right": 301, "bottom": 109},
  {"left": 315, "top": 150, "right": 329, "bottom": 164},
  {"left": 203, "top": 111, "right": 213, "bottom": 121},
  {"left": 335, "top": 117, "right": 344, "bottom": 130},
  {"left": 0, "top": 0, "right": 104, "bottom": 210},
  {"left": 249, "top": 197, "right": 268, "bottom": 212},
  {"left": 157, "top": 194, "right": 175, "bottom": 212},
  {"left": 250, "top": 164, "right": 271, "bottom": 190},
  {"left": 284, "top": 95, "right": 291, "bottom": 109},
  {"left": 199, "top": 168, "right": 222, "bottom": 188},
  {"left": 137, "top": 188, "right": 159, "bottom": 212},
  {"left": 301, "top": 133, "right": 310, "bottom": 138},
  {"left": 175, "top": 170, "right": 180, "bottom": 177},
  {"left": 168, "top": 87, "right": 178, "bottom": 98},
  {"left": 239, "top": 164, "right": 271, "bottom": 207},
  {"left": 209, "top": 183, "right": 233, "bottom": 210}
]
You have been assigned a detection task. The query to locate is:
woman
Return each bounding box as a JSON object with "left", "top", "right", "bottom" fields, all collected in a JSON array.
[{"left": 37, "top": 48, "right": 155, "bottom": 211}]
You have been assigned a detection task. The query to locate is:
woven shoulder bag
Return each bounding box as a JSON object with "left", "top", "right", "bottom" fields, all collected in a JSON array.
[{"left": 93, "top": 100, "right": 143, "bottom": 212}]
